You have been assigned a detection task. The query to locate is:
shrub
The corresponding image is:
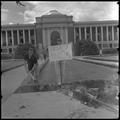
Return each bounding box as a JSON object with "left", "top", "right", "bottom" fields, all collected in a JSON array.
[
  {"left": 102, "top": 48, "right": 118, "bottom": 55},
  {"left": 14, "top": 43, "right": 39, "bottom": 59},
  {"left": 73, "top": 39, "right": 99, "bottom": 56},
  {"left": 1, "top": 53, "right": 13, "bottom": 60}
]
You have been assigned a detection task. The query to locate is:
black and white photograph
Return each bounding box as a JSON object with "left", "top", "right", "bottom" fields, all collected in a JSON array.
[{"left": 1, "top": 1, "right": 119, "bottom": 118}]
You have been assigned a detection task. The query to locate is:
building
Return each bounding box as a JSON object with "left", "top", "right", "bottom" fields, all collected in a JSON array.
[{"left": 1, "top": 10, "right": 119, "bottom": 54}]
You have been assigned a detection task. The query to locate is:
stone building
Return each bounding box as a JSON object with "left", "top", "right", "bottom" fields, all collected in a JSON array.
[{"left": 1, "top": 10, "right": 119, "bottom": 54}]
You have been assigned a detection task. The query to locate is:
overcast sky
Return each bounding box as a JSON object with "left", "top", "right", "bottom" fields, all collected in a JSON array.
[{"left": 1, "top": 1, "right": 118, "bottom": 25}]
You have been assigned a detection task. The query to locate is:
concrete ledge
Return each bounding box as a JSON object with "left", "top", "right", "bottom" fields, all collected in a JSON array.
[{"left": 74, "top": 58, "right": 118, "bottom": 69}]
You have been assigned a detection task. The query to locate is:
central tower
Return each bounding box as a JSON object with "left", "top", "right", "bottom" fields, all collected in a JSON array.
[{"left": 35, "top": 10, "right": 74, "bottom": 48}]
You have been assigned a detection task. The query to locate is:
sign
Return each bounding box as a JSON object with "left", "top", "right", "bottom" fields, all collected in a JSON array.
[{"left": 48, "top": 43, "right": 72, "bottom": 62}]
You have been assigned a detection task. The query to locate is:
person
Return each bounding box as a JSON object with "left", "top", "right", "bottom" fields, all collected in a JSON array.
[
  {"left": 54, "top": 38, "right": 66, "bottom": 86},
  {"left": 24, "top": 47, "right": 38, "bottom": 83}
]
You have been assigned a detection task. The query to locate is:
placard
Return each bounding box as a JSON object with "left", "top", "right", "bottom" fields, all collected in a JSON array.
[{"left": 48, "top": 43, "right": 72, "bottom": 61}]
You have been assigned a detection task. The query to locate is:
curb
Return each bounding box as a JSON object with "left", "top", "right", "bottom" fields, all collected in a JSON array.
[{"left": 74, "top": 58, "right": 118, "bottom": 69}]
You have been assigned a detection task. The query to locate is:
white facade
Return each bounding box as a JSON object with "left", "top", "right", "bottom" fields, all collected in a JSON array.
[{"left": 1, "top": 10, "right": 119, "bottom": 54}]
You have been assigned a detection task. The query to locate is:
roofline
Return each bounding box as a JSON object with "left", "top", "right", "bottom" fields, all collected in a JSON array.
[
  {"left": 1, "top": 23, "right": 35, "bottom": 27},
  {"left": 1, "top": 20, "right": 118, "bottom": 27},
  {"left": 74, "top": 20, "right": 118, "bottom": 24}
]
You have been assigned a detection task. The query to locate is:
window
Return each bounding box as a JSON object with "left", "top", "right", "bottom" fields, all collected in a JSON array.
[
  {"left": 108, "top": 26, "right": 112, "bottom": 41},
  {"left": 103, "top": 44, "right": 109, "bottom": 48},
  {"left": 109, "top": 43, "right": 112, "bottom": 48},
  {"left": 2, "top": 48, "right": 7, "bottom": 53},
  {"left": 9, "top": 48, "right": 12, "bottom": 53},
  {"left": 97, "top": 27, "right": 101, "bottom": 41},
  {"left": 86, "top": 27, "right": 90, "bottom": 40},
  {"left": 75, "top": 27, "right": 79, "bottom": 42},
  {"left": 103, "top": 26, "right": 107, "bottom": 41},
  {"left": 114, "top": 26, "right": 117, "bottom": 41},
  {"left": 13, "top": 30, "right": 18, "bottom": 45},
  {"left": 25, "top": 30, "right": 29, "bottom": 43},
  {"left": 92, "top": 27, "right": 96, "bottom": 41},
  {"left": 30, "top": 29, "right": 35, "bottom": 44},
  {"left": 98, "top": 44, "right": 102, "bottom": 49},
  {"left": 19, "top": 30, "right": 24, "bottom": 44},
  {"left": 1, "top": 31, "right": 6, "bottom": 46},
  {"left": 7, "top": 31, "right": 12, "bottom": 46},
  {"left": 81, "top": 27, "right": 85, "bottom": 40}
]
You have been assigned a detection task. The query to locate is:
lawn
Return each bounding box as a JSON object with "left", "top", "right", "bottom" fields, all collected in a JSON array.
[
  {"left": 84, "top": 55, "right": 118, "bottom": 62},
  {"left": 1, "top": 60, "right": 24, "bottom": 72},
  {"left": 37, "top": 59, "right": 118, "bottom": 85}
]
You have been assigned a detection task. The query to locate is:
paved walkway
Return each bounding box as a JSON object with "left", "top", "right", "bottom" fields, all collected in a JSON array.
[
  {"left": 2, "top": 91, "right": 118, "bottom": 118},
  {"left": 1, "top": 59, "right": 44, "bottom": 103},
  {"left": 1, "top": 57, "right": 119, "bottom": 118}
]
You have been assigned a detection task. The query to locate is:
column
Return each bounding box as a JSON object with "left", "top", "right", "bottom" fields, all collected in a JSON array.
[
  {"left": 106, "top": 26, "right": 108, "bottom": 41},
  {"left": 101, "top": 26, "right": 103, "bottom": 49},
  {"left": 90, "top": 27, "right": 92, "bottom": 41},
  {"left": 84, "top": 27, "right": 86, "bottom": 40},
  {"left": 17, "top": 30, "right": 20, "bottom": 44},
  {"left": 60, "top": 27, "right": 63, "bottom": 43},
  {"left": 79, "top": 27, "right": 81, "bottom": 40},
  {"left": 6, "top": 30, "right": 8, "bottom": 46},
  {"left": 29, "top": 29, "right": 31, "bottom": 43},
  {"left": 117, "top": 27, "right": 119, "bottom": 41},
  {"left": 112, "top": 26, "right": 114, "bottom": 41},
  {"left": 95, "top": 27, "right": 98, "bottom": 42},
  {"left": 48, "top": 28, "right": 50, "bottom": 46},
  {"left": 65, "top": 27, "right": 68, "bottom": 44},
  {"left": 42, "top": 28, "right": 45, "bottom": 48},
  {"left": 74, "top": 27, "right": 76, "bottom": 43},
  {"left": 11, "top": 30, "right": 14, "bottom": 46},
  {"left": 1, "top": 31, "right": 3, "bottom": 46},
  {"left": 34, "top": 29, "right": 36, "bottom": 46},
  {"left": 23, "top": 29, "right": 25, "bottom": 44}
]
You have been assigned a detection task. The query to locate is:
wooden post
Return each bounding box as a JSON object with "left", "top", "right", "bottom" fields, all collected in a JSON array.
[{"left": 59, "top": 61, "right": 62, "bottom": 85}]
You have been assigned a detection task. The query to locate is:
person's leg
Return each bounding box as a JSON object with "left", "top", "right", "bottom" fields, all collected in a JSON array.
[{"left": 28, "top": 71, "right": 35, "bottom": 81}]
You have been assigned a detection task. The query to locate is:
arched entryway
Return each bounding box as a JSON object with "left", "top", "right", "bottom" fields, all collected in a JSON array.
[{"left": 50, "top": 31, "right": 60, "bottom": 46}]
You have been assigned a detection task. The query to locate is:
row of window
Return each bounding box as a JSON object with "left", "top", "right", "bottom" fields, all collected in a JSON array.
[
  {"left": 1, "top": 48, "right": 16, "bottom": 54},
  {"left": 1, "top": 42, "right": 118, "bottom": 54},
  {"left": 75, "top": 26, "right": 118, "bottom": 42},
  {"left": 1, "top": 29, "right": 35, "bottom": 46},
  {"left": 97, "top": 43, "right": 118, "bottom": 49}
]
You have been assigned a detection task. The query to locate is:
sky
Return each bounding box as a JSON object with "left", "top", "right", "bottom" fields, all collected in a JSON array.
[{"left": 1, "top": 1, "right": 119, "bottom": 25}]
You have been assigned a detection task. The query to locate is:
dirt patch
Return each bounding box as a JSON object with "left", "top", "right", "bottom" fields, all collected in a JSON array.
[{"left": 14, "top": 79, "right": 119, "bottom": 110}]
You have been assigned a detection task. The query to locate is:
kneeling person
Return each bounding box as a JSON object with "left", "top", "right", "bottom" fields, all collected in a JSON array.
[{"left": 24, "top": 47, "right": 38, "bottom": 83}]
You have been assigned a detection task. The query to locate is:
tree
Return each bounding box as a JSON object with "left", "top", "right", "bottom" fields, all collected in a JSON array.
[
  {"left": 14, "top": 43, "right": 39, "bottom": 59},
  {"left": 73, "top": 39, "right": 99, "bottom": 56}
]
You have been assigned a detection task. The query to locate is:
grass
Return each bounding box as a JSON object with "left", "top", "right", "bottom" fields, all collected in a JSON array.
[
  {"left": 1, "top": 60, "right": 24, "bottom": 72},
  {"left": 84, "top": 55, "right": 118, "bottom": 62}
]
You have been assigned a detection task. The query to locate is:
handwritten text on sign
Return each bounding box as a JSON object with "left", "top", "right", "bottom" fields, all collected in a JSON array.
[{"left": 48, "top": 43, "right": 72, "bottom": 62}]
